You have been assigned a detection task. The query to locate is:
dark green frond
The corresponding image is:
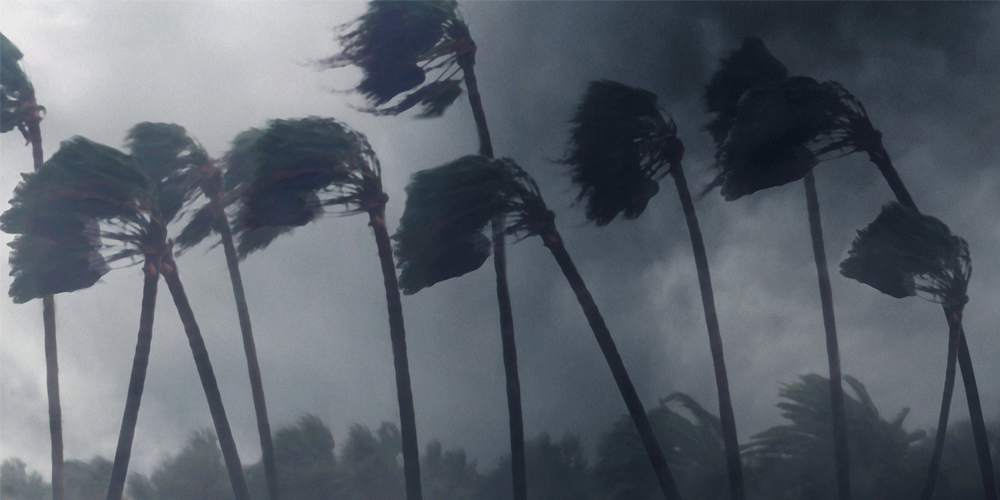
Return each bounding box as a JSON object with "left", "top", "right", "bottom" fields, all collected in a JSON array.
[
  {"left": 7, "top": 231, "right": 109, "bottom": 303},
  {"left": 704, "top": 37, "right": 788, "bottom": 146},
  {"left": 238, "top": 117, "right": 381, "bottom": 232},
  {"left": 840, "top": 202, "right": 970, "bottom": 303},
  {"left": 365, "top": 79, "right": 464, "bottom": 118},
  {"left": 235, "top": 225, "right": 297, "bottom": 260},
  {"left": 1, "top": 32, "right": 36, "bottom": 134},
  {"left": 125, "top": 122, "right": 207, "bottom": 182},
  {"left": 174, "top": 204, "right": 217, "bottom": 252},
  {"left": 327, "top": 1, "right": 469, "bottom": 115},
  {"left": 222, "top": 127, "right": 265, "bottom": 192},
  {"left": 497, "top": 158, "right": 553, "bottom": 241},
  {"left": 563, "top": 80, "right": 682, "bottom": 225},
  {"left": 394, "top": 155, "right": 509, "bottom": 294}
]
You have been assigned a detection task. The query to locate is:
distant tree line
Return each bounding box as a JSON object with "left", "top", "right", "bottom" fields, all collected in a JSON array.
[{"left": 4, "top": 375, "right": 998, "bottom": 500}]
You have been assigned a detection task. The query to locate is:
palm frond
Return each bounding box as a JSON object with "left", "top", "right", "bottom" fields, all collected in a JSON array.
[
  {"left": 7, "top": 231, "right": 109, "bottom": 303},
  {"left": 174, "top": 204, "right": 216, "bottom": 253},
  {"left": 1, "top": 32, "right": 37, "bottom": 134},
  {"left": 562, "top": 80, "right": 683, "bottom": 225},
  {"left": 222, "top": 127, "right": 265, "bottom": 193},
  {"left": 393, "top": 155, "right": 508, "bottom": 294},
  {"left": 235, "top": 225, "right": 297, "bottom": 260},
  {"left": 125, "top": 122, "right": 212, "bottom": 224},
  {"left": 238, "top": 117, "right": 380, "bottom": 227},
  {"left": 497, "top": 158, "right": 553, "bottom": 241},
  {"left": 326, "top": 1, "right": 472, "bottom": 116},
  {"left": 704, "top": 37, "right": 788, "bottom": 146},
  {"left": 840, "top": 202, "right": 971, "bottom": 303}
]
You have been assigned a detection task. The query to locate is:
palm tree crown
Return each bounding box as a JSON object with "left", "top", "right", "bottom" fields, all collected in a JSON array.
[{"left": 324, "top": 0, "right": 471, "bottom": 117}]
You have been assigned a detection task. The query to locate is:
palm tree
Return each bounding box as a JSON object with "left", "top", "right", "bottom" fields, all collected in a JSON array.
[
  {"left": 328, "top": 4, "right": 527, "bottom": 499},
  {"left": 561, "top": 80, "right": 744, "bottom": 500},
  {"left": 0, "top": 132, "right": 251, "bottom": 500},
  {"left": 1, "top": 31, "right": 65, "bottom": 500},
  {"left": 160, "top": 125, "right": 282, "bottom": 500},
  {"left": 231, "top": 116, "right": 424, "bottom": 500},
  {"left": 395, "top": 154, "right": 682, "bottom": 500},
  {"left": 703, "top": 38, "right": 857, "bottom": 500},
  {"left": 840, "top": 202, "right": 974, "bottom": 500}
]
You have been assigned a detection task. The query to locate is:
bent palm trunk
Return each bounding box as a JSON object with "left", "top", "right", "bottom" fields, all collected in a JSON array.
[
  {"left": 803, "top": 171, "right": 851, "bottom": 500},
  {"left": 463, "top": 56, "right": 528, "bottom": 500},
  {"left": 921, "top": 306, "right": 963, "bottom": 500},
  {"left": 213, "top": 199, "right": 281, "bottom": 500},
  {"left": 106, "top": 255, "right": 160, "bottom": 500},
  {"left": 865, "top": 141, "right": 997, "bottom": 500},
  {"left": 161, "top": 250, "right": 250, "bottom": 500},
  {"left": 369, "top": 200, "right": 423, "bottom": 500},
  {"left": 540, "top": 221, "right": 681, "bottom": 500},
  {"left": 670, "top": 162, "right": 744, "bottom": 500}
]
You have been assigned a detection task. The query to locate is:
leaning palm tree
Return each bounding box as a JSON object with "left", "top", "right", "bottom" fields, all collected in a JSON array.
[
  {"left": 0, "top": 132, "right": 250, "bottom": 500},
  {"left": 1, "top": 31, "right": 64, "bottom": 500},
  {"left": 704, "top": 38, "right": 856, "bottom": 500},
  {"left": 328, "top": 4, "right": 527, "bottom": 499},
  {"left": 395, "top": 154, "right": 682, "bottom": 500},
  {"left": 152, "top": 125, "right": 282, "bottom": 500},
  {"left": 231, "top": 116, "right": 424, "bottom": 500},
  {"left": 562, "top": 80, "right": 744, "bottom": 500},
  {"left": 840, "top": 202, "right": 975, "bottom": 500}
]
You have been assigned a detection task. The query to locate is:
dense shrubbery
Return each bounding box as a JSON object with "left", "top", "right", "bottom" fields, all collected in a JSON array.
[{"left": 3, "top": 375, "right": 997, "bottom": 500}]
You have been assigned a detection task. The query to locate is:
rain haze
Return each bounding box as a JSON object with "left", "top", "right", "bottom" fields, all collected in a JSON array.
[{"left": 2, "top": 0, "right": 999, "bottom": 488}]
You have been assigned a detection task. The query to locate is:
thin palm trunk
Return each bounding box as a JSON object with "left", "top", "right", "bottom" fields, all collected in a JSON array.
[
  {"left": 160, "top": 249, "right": 250, "bottom": 500},
  {"left": 212, "top": 197, "right": 281, "bottom": 500},
  {"left": 540, "top": 222, "right": 681, "bottom": 500},
  {"left": 462, "top": 57, "right": 528, "bottom": 500},
  {"left": 803, "top": 170, "right": 851, "bottom": 500},
  {"left": 865, "top": 140, "right": 997, "bottom": 500},
  {"left": 921, "top": 305, "right": 963, "bottom": 500},
  {"left": 368, "top": 200, "right": 423, "bottom": 500},
  {"left": 27, "top": 117, "right": 64, "bottom": 500},
  {"left": 669, "top": 162, "right": 744, "bottom": 500},
  {"left": 106, "top": 256, "right": 160, "bottom": 500}
]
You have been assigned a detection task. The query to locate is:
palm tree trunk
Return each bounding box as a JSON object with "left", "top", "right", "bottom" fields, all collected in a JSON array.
[
  {"left": 803, "top": 170, "right": 851, "bottom": 500},
  {"left": 27, "top": 118, "right": 64, "bottom": 500},
  {"left": 539, "top": 222, "right": 681, "bottom": 500},
  {"left": 106, "top": 255, "right": 160, "bottom": 500},
  {"left": 669, "top": 163, "right": 744, "bottom": 500},
  {"left": 920, "top": 305, "right": 963, "bottom": 500},
  {"left": 213, "top": 199, "right": 281, "bottom": 500},
  {"left": 160, "top": 249, "right": 250, "bottom": 500},
  {"left": 462, "top": 57, "right": 528, "bottom": 500},
  {"left": 865, "top": 142, "right": 997, "bottom": 500},
  {"left": 368, "top": 200, "right": 423, "bottom": 500}
]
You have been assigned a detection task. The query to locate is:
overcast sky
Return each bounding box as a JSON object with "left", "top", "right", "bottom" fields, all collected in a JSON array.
[{"left": 2, "top": 1, "right": 999, "bottom": 480}]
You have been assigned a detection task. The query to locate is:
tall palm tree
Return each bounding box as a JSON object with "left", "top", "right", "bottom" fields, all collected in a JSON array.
[
  {"left": 1, "top": 31, "right": 64, "bottom": 500},
  {"left": 561, "top": 80, "right": 744, "bottom": 500},
  {"left": 0, "top": 132, "right": 251, "bottom": 500},
  {"left": 160, "top": 125, "right": 282, "bottom": 500},
  {"left": 231, "top": 116, "right": 424, "bottom": 500},
  {"left": 840, "top": 202, "right": 975, "bottom": 500},
  {"left": 395, "top": 154, "right": 682, "bottom": 500},
  {"left": 703, "top": 38, "right": 857, "bottom": 500},
  {"left": 329, "top": 4, "right": 527, "bottom": 499}
]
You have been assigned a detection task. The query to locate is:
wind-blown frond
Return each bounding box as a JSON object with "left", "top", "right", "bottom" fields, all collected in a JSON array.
[
  {"left": 325, "top": 1, "right": 472, "bottom": 116},
  {"left": 1, "top": 32, "right": 38, "bottom": 134},
  {"left": 393, "top": 155, "right": 508, "bottom": 294},
  {"left": 7, "top": 231, "right": 109, "bottom": 304},
  {"left": 704, "top": 37, "right": 788, "bottom": 146},
  {"left": 235, "top": 117, "right": 381, "bottom": 255},
  {"left": 840, "top": 202, "right": 970, "bottom": 303},
  {"left": 125, "top": 122, "right": 212, "bottom": 224},
  {"left": 562, "top": 80, "right": 683, "bottom": 225},
  {"left": 222, "top": 127, "right": 265, "bottom": 192}
]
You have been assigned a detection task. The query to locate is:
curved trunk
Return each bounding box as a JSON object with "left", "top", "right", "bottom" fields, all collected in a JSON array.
[
  {"left": 106, "top": 255, "right": 160, "bottom": 500},
  {"left": 866, "top": 143, "right": 997, "bottom": 499},
  {"left": 368, "top": 202, "right": 423, "bottom": 500},
  {"left": 213, "top": 200, "right": 281, "bottom": 500},
  {"left": 670, "top": 163, "right": 744, "bottom": 500},
  {"left": 540, "top": 223, "right": 681, "bottom": 500},
  {"left": 463, "top": 57, "right": 527, "bottom": 500},
  {"left": 27, "top": 117, "right": 64, "bottom": 500},
  {"left": 920, "top": 306, "right": 963, "bottom": 500},
  {"left": 161, "top": 250, "right": 250, "bottom": 500},
  {"left": 803, "top": 171, "right": 851, "bottom": 500}
]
